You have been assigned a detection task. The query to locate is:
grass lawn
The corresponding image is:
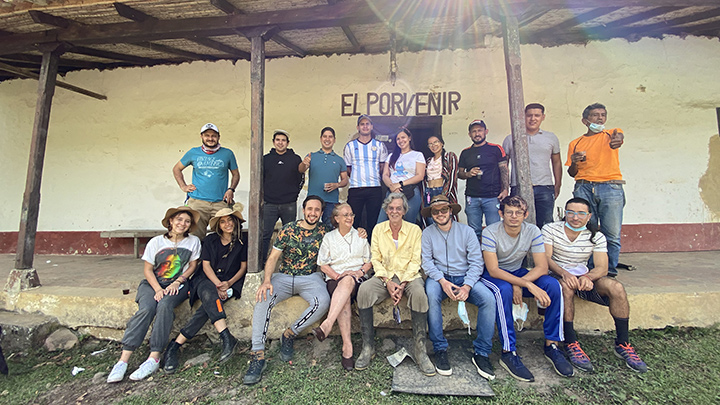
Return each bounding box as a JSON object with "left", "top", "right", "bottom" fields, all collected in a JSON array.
[{"left": 0, "top": 325, "right": 718, "bottom": 404}]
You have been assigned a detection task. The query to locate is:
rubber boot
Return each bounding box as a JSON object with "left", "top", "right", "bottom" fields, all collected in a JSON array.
[
  {"left": 218, "top": 328, "right": 238, "bottom": 363},
  {"left": 411, "top": 310, "right": 436, "bottom": 376},
  {"left": 163, "top": 341, "right": 181, "bottom": 374},
  {"left": 354, "top": 307, "right": 375, "bottom": 370}
]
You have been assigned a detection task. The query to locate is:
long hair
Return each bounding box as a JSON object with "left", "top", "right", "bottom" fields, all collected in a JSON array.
[
  {"left": 218, "top": 216, "right": 244, "bottom": 258},
  {"left": 388, "top": 127, "right": 415, "bottom": 169},
  {"left": 563, "top": 197, "right": 598, "bottom": 243},
  {"left": 164, "top": 212, "right": 192, "bottom": 238}
]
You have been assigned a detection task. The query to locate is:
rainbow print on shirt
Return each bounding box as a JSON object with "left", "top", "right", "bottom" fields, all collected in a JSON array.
[{"left": 153, "top": 247, "right": 192, "bottom": 281}]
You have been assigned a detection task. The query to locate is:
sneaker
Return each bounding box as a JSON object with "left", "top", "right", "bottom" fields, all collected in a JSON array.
[
  {"left": 564, "top": 341, "right": 594, "bottom": 372},
  {"left": 129, "top": 357, "right": 160, "bottom": 381},
  {"left": 279, "top": 328, "right": 296, "bottom": 362},
  {"left": 434, "top": 350, "right": 452, "bottom": 376},
  {"left": 500, "top": 351, "right": 534, "bottom": 382},
  {"left": 107, "top": 361, "right": 128, "bottom": 383},
  {"left": 243, "top": 351, "right": 267, "bottom": 385},
  {"left": 614, "top": 342, "right": 648, "bottom": 373},
  {"left": 544, "top": 343, "right": 575, "bottom": 377},
  {"left": 472, "top": 354, "right": 495, "bottom": 381}
]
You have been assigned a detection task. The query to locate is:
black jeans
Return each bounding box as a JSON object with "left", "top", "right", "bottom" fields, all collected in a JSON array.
[
  {"left": 347, "top": 187, "right": 383, "bottom": 243},
  {"left": 261, "top": 201, "right": 297, "bottom": 261},
  {"left": 180, "top": 278, "right": 227, "bottom": 339}
]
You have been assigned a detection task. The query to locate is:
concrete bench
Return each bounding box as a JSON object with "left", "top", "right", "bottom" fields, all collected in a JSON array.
[{"left": 100, "top": 230, "right": 165, "bottom": 258}]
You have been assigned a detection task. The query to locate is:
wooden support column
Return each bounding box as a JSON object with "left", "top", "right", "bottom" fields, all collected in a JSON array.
[
  {"left": 247, "top": 35, "right": 266, "bottom": 273},
  {"left": 7, "top": 45, "right": 63, "bottom": 292},
  {"left": 501, "top": 12, "right": 536, "bottom": 225}
]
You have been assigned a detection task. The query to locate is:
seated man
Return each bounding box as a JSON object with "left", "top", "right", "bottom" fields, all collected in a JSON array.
[
  {"left": 243, "top": 195, "right": 331, "bottom": 385},
  {"left": 421, "top": 195, "right": 496, "bottom": 380},
  {"left": 355, "top": 192, "right": 435, "bottom": 376},
  {"left": 481, "top": 195, "right": 573, "bottom": 381},
  {"left": 542, "top": 197, "right": 647, "bottom": 373}
]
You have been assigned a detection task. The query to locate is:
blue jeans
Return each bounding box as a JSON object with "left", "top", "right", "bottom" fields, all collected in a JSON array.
[
  {"left": 423, "top": 186, "right": 444, "bottom": 226},
  {"left": 511, "top": 185, "right": 556, "bottom": 230},
  {"left": 322, "top": 202, "right": 336, "bottom": 227},
  {"left": 465, "top": 196, "right": 501, "bottom": 240},
  {"left": 573, "top": 182, "right": 625, "bottom": 275},
  {"left": 262, "top": 202, "right": 297, "bottom": 262},
  {"left": 377, "top": 186, "right": 422, "bottom": 225},
  {"left": 426, "top": 275, "right": 495, "bottom": 356}
]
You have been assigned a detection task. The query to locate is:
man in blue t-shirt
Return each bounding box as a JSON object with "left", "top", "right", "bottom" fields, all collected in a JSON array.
[
  {"left": 298, "top": 126, "right": 348, "bottom": 225},
  {"left": 173, "top": 123, "right": 240, "bottom": 239}
]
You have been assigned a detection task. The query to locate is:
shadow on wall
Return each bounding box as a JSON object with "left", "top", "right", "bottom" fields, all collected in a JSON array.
[{"left": 699, "top": 134, "right": 720, "bottom": 220}]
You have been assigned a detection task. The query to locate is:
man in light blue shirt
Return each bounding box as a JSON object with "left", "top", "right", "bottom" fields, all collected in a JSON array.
[
  {"left": 421, "top": 195, "right": 496, "bottom": 380},
  {"left": 299, "top": 127, "right": 348, "bottom": 225},
  {"left": 173, "top": 123, "right": 240, "bottom": 239}
]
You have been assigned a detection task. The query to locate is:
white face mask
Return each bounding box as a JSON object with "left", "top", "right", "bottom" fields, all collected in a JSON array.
[
  {"left": 458, "top": 301, "right": 471, "bottom": 335},
  {"left": 512, "top": 302, "right": 529, "bottom": 331},
  {"left": 588, "top": 122, "right": 605, "bottom": 133}
]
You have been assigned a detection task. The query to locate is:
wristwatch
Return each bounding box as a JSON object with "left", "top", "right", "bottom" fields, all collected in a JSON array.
[
  {"left": 381, "top": 278, "right": 387, "bottom": 287},
  {"left": 399, "top": 181, "right": 404, "bottom": 188}
]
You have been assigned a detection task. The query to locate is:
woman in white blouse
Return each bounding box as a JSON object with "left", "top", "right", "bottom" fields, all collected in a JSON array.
[
  {"left": 313, "top": 203, "right": 372, "bottom": 370},
  {"left": 377, "top": 127, "right": 426, "bottom": 224}
]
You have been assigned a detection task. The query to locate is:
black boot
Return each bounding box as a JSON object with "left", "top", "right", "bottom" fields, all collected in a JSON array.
[
  {"left": 355, "top": 307, "right": 375, "bottom": 370},
  {"left": 219, "top": 328, "right": 238, "bottom": 363},
  {"left": 163, "top": 341, "right": 181, "bottom": 374},
  {"left": 411, "top": 310, "right": 436, "bottom": 376}
]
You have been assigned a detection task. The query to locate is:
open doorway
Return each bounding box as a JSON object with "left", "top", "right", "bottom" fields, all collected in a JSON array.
[{"left": 369, "top": 116, "right": 443, "bottom": 160}]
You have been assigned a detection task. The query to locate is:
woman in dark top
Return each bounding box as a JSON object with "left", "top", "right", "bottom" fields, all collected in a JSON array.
[{"left": 163, "top": 207, "right": 248, "bottom": 374}]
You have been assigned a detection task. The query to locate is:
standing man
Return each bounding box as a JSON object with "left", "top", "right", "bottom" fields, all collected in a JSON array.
[
  {"left": 299, "top": 127, "right": 349, "bottom": 226},
  {"left": 543, "top": 197, "right": 647, "bottom": 373},
  {"left": 481, "top": 195, "right": 573, "bottom": 382},
  {"left": 421, "top": 195, "right": 496, "bottom": 380},
  {"left": 243, "top": 195, "right": 331, "bottom": 385},
  {"left": 566, "top": 103, "right": 625, "bottom": 277},
  {"left": 355, "top": 193, "right": 435, "bottom": 376},
  {"left": 262, "top": 130, "right": 303, "bottom": 261},
  {"left": 458, "top": 119, "right": 509, "bottom": 240},
  {"left": 503, "top": 103, "right": 562, "bottom": 230},
  {"left": 173, "top": 123, "right": 240, "bottom": 239},
  {"left": 344, "top": 114, "right": 388, "bottom": 241}
]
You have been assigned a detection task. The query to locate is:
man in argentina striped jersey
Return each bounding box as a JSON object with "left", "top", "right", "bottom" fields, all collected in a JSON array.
[{"left": 542, "top": 197, "right": 647, "bottom": 374}]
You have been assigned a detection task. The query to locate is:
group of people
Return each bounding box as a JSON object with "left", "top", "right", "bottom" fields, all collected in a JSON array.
[{"left": 108, "top": 101, "right": 646, "bottom": 385}]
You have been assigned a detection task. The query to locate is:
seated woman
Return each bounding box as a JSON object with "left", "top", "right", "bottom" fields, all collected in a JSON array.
[
  {"left": 312, "top": 203, "right": 372, "bottom": 370},
  {"left": 163, "top": 207, "right": 248, "bottom": 374},
  {"left": 424, "top": 134, "right": 458, "bottom": 225},
  {"left": 107, "top": 206, "right": 201, "bottom": 383},
  {"left": 377, "top": 127, "right": 426, "bottom": 224}
]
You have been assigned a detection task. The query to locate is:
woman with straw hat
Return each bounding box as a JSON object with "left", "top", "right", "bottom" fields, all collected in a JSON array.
[
  {"left": 107, "top": 206, "right": 202, "bottom": 383},
  {"left": 163, "top": 207, "right": 248, "bottom": 374}
]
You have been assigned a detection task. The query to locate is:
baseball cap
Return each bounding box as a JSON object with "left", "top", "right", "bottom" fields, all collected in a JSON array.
[
  {"left": 200, "top": 123, "right": 220, "bottom": 134},
  {"left": 273, "top": 129, "right": 290, "bottom": 140},
  {"left": 357, "top": 114, "right": 373, "bottom": 125},
  {"left": 468, "top": 120, "right": 486, "bottom": 131}
]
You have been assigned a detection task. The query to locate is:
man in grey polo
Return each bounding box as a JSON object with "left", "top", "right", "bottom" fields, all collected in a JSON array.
[{"left": 502, "top": 103, "right": 562, "bottom": 230}]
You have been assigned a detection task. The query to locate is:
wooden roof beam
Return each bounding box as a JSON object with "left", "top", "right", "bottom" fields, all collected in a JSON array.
[
  {"left": 600, "top": 6, "right": 720, "bottom": 38},
  {"left": 0, "top": 53, "right": 116, "bottom": 69},
  {"left": 132, "top": 41, "right": 217, "bottom": 61},
  {"left": 533, "top": 7, "right": 621, "bottom": 38},
  {"left": 28, "top": 10, "right": 74, "bottom": 29},
  {"left": 68, "top": 46, "right": 164, "bottom": 65},
  {"left": 0, "top": 60, "right": 106, "bottom": 99},
  {"left": 210, "top": 0, "right": 307, "bottom": 57},
  {"left": 327, "top": 0, "right": 363, "bottom": 52},
  {"left": 114, "top": 2, "right": 249, "bottom": 60},
  {"left": 590, "top": 6, "right": 682, "bottom": 31}
]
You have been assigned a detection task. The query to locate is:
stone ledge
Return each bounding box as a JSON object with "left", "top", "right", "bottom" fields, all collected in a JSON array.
[{"left": 2, "top": 273, "right": 719, "bottom": 343}]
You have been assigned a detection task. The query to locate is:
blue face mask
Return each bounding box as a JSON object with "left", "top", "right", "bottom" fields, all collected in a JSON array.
[
  {"left": 588, "top": 122, "right": 605, "bottom": 133},
  {"left": 565, "top": 222, "right": 587, "bottom": 232}
]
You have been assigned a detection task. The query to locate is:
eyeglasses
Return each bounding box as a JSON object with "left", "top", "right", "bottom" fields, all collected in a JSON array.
[
  {"left": 431, "top": 206, "right": 450, "bottom": 215},
  {"left": 566, "top": 210, "right": 589, "bottom": 218},
  {"left": 338, "top": 213, "right": 355, "bottom": 218},
  {"left": 428, "top": 141, "right": 442, "bottom": 147},
  {"left": 387, "top": 206, "right": 405, "bottom": 212},
  {"left": 504, "top": 210, "right": 526, "bottom": 217}
]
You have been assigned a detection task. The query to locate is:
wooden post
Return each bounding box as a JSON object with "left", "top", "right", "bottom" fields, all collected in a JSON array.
[
  {"left": 8, "top": 45, "right": 63, "bottom": 291},
  {"left": 247, "top": 35, "right": 265, "bottom": 273},
  {"left": 501, "top": 12, "right": 536, "bottom": 225}
]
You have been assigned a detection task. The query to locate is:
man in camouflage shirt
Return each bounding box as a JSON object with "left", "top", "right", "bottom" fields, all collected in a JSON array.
[{"left": 243, "top": 195, "right": 331, "bottom": 385}]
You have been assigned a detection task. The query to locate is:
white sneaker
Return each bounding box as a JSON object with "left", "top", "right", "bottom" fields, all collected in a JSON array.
[
  {"left": 107, "top": 361, "right": 128, "bottom": 383},
  {"left": 129, "top": 357, "right": 160, "bottom": 381}
]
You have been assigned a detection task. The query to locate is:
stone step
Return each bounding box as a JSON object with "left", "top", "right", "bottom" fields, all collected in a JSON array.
[{"left": 0, "top": 310, "right": 58, "bottom": 352}]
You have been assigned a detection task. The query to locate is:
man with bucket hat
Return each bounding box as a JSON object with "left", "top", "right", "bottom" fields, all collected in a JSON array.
[
  {"left": 421, "top": 195, "right": 496, "bottom": 380},
  {"left": 173, "top": 123, "right": 240, "bottom": 239}
]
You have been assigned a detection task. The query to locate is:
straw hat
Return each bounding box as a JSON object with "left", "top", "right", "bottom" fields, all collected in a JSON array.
[
  {"left": 161, "top": 206, "right": 200, "bottom": 232},
  {"left": 209, "top": 207, "right": 245, "bottom": 232},
  {"left": 420, "top": 195, "right": 461, "bottom": 218}
]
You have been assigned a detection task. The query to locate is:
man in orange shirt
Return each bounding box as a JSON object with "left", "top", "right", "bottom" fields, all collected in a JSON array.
[{"left": 566, "top": 103, "right": 625, "bottom": 277}]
